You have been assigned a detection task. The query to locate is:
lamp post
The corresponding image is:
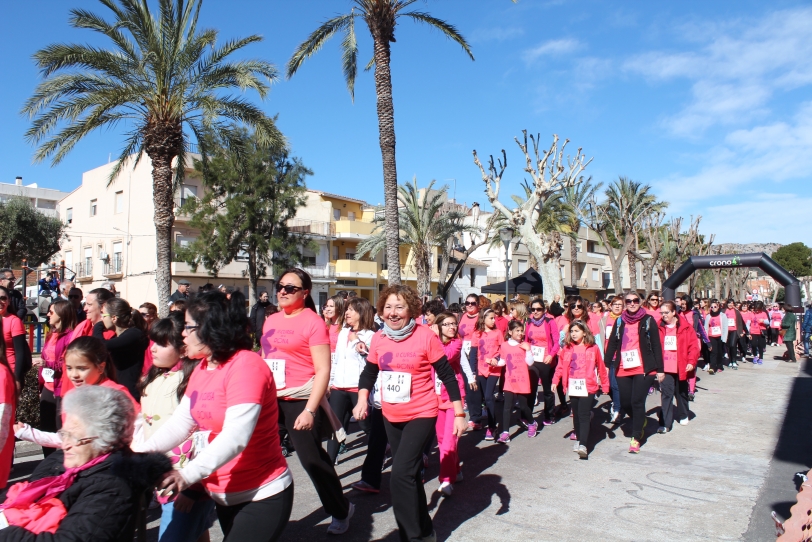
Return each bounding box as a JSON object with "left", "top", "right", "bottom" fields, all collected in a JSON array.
[{"left": 499, "top": 228, "right": 514, "bottom": 302}]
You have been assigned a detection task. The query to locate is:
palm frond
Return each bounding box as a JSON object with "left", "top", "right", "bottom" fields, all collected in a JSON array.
[
  {"left": 286, "top": 13, "right": 355, "bottom": 79},
  {"left": 401, "top": 11, "right": 474, "bottom": 61},
  {"left": 340, "top": 12, "right": 358, "bottom": 100}
]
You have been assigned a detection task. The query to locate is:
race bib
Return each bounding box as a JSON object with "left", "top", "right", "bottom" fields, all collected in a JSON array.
[
  {"left": 381, "top": 371, "right": 412, "bottom": 404},
  {"left": 569, "top": 378, "right": 587, "bottom": 397},
  {"left": 264, "top": 358, "right": 286, "bottom": 389},
  {"left": 710, "top": 326, "right": 721, "bottom": 336},
  {"left": 462, "top": 341, "right": 472, "bottom": 356},
  {"left": 190, "top": 430, "right": 212, "bottom": 460},
  {"left": 664, "top": 336, "right": 677, "bottom": 351},
  {"left": 771, "top": 321, "right": 781, "bottom": 329},
  {"left": 42, "top": 368, "right": 55, "bottom": 383},
  {"left": 621, "top": 350, "right": 641, "bottom": 369},
  {"left": 531, "top": 346, "right": 546, "bottom": 362},
  {"left": 728, "top": 319, "right": 737, "bottom": 329}
]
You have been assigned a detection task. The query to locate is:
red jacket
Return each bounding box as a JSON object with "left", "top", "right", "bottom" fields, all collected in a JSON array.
[
  {"left": 658, "top": 315, "right": 699, "bottom": 381},
  {"left": 552, "top": 343, "right": 609, "bottom": 395}
]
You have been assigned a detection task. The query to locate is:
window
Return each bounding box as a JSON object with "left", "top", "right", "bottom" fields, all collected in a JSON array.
[
  {"left": 576, "top": 240, "right": 582, "bottom": 252},
  {"left": 66, "top": 208, "right": 73, "bottom": 224},
  {"left": 518, "top": 259, "right": 528, "bottom": 274},
  {"left": 302, "top": 247, "right": 317, "bottom": 267},
  {"left": 332, "top": 245, "right": 339, "bottom": 260},
  {"left": 83, "top": 247, "right": 92, "bottom": 276},
  {"left": 470, "top": 267, "right": 476, "bottom": 286},
  {"left": 560, "top": 266, "right": 566, "bottom": 279},
  {"left": 115, "top": 191, "right": 124, "bottom": 214},
  {"left": 112, "top": 242, "right": 123, "bottom": 273},
  {"left": 333, "top": 208, "right": 341, "bottom": 221},
  {"left": 90, "top": 199, "right": 97, "bottom": 217},
  {"left": 592, "top": 268, "right": 599, "bottom": 281},
  {"left": 64, "top": 251, "right": 72, "bottom": 271},
  {"left": 586, "top": 240, "right": 597, "bottom": 253},
  {"left": 345, "top": 248, "right": 356, "bottom": 260},
  {"left": 655, "top": 281, "right": 660, "bottom": 290},
  {"left": 347, "top": 211, "right": 356, "bottom": 221}
]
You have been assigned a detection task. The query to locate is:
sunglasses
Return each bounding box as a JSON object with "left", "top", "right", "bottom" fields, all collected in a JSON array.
[
  {"left": 0, "top": 296, "right": 7, "bottom": 302},
  {"left": 569, "top": 303, "right": 584, "bottom": 309},
  {"left": 625, "top": 298, "right": 641, "bottom": 304},
  {"left": 530, "top": 307, "right": 544, "bottom": 312},
  {"left": 464, "top": 301, "right": 479, "bottom": 307},
  {"left": 276, "top": 284, "right": 303, "bottom": 295}
]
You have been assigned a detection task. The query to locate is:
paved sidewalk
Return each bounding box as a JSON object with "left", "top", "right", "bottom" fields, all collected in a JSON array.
[{"left": 11, "top": 344, "right": 805, "bottom": 541}]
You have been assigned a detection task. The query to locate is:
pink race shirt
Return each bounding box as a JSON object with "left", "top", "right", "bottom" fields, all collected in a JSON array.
[
  {"left": 708, "top": 316, "right": 722, "bottom": 338},
  {"left": 725, "top": 309, "right": 738, "bottom": 330},
  {"left": 663, "top": 325, "right": 678, "bottom": 373},
  {"left": 525, "top": 320, "right": 549, "bottom": 349},
  {"left": 500, "top": 342, "right": 530, "bottom": 394},
  {"left": 457, "top": 314, "right": 478, "bottom": 342},
  {"left": 2, "top": 314, "right": 24, "bottom": 373},
  {"left": 261, "top": 309, "right": 330, "bottom": 390},
  {"left": 750, "top": 311, "right": 768, "bottom": 335},
  {"left": 187, "top": 350, "right": 287, "bottom": 494},
  {"left": 367, "top": 325, "right": 446, "bottom": 423},
  {"left": 474, "top": 329, "right": 504, "bottom": 377},
  {"left": 617, "top": 322, "right": 644, "bottom": 377},
  {"left": 0, "top": 364, "right": 15, "bottom": 487},
  {"left": 770, "top": 311, "right": 783, "bottom": 329}
]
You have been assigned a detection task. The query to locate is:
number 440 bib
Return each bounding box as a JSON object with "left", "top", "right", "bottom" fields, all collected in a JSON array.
[{"left": 381, "top": 371, "right": 412, "bottom": 404}]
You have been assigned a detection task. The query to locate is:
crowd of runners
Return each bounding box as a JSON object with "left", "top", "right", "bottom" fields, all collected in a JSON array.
[{"left": 0, "top": 269, "right": 802, "bottom": 541}]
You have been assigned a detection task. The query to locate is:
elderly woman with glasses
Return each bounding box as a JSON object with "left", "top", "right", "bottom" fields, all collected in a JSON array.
[
  {"left": 0, "top": 385, "right": 170, "bottom": 540},
  {"left": 604, "top": 293, "right": 664, "bottom": 454}
]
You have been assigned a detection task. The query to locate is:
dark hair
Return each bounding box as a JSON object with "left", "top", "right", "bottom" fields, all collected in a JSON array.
[
  {"left": 435, "top": 311, "right": 459, "bottom": 343},
  {"left": 506, "top": 319, "right": 525, "bottom": 340},
  {"left": 65, "top": 336, "right": 117, "bottom": 382},
  {"left": 139, "top": 302, "right": 158, "bottom": 321},
  {"left": 529, "top": 297, "right": 546, "bottom": 311},
  {"left": 726, "top": 298, "right": 735, "bottom": 305},
  {"left": 659, "top": 300, "right": 680, "bottom": 328},
  {"left": 170, "top": 299, "right": 187, "bottom": 313},
  {"left": 264, "top": 304, "right": 278, "bottom": 318},
  {"left": 104, "top": 298, "right": 147, "bottom": 333},
  {"left": 447, "top": 303, "right": 462, "bottom": 314},
  {"left": 475, "top": 308, "right": 496, "bottom": 333},
  {"left": 48, "top": 299, "right": 77, "bottom": 334},
  {"left": 564, "top": 319, "right": 596, "bottom": 347},
  {"left": 465, "top": 293, "right": 480, "bottom": 304},
  {"left": 0, "top": 286, "right": 11, "bottom": 316},
  {"left": 564, "top": 296, "right": 588, "bottom": 322},
  {"left": 492, "top": 300, "right": 508, "bottom": 316},
  {"left": 423, "top": 300, "right": 445, "bottom": 318},
  {"left": 327, "top": 294, "right": 346, "bottom": 327},
  {"left": 186, "top": 290, "right": 253, "bottom": 363},
  {"left": 140, "top": 312, "right": 197, "bottom": 400},
  {"left": 346, "top": 297, "right": 376, "bottom": 333},
  {"left": 88, "top": 288, "right": 115, "bottom": 304},
  {"left": 278, "top": 268, "right": 317, "bottom": 312}
]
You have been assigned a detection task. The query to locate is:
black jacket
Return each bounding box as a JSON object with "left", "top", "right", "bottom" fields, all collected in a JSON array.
[
  {"left": 0, "top": 449, "right": 171, "bottom": 542},
  {"left": 169, "top": 290, "right": 188, "bottom": 303},
  {"left": 92, "top": 323, "right": 147, "bottom": 400},
  {"left": 249, "top": 301, "right": 271, "bottom": 335},
  {"left": 604, "top": 314, "right": 664, "bottom": 375}
]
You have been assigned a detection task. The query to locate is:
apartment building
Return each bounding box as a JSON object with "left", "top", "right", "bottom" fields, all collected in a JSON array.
[{"left": 0, "top": 176, "right": 68, "bottom": 218}]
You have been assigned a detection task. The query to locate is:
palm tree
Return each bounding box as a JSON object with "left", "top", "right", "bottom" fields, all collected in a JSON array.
[
  {"left": 561, "top": 179, "right": 600, "bottom": 287},
  {"left": 286, "top": 0, "right": 478, "bottom": 286},
  {"left": 23, "top": 0, "right": 281, "bottom": 315},
  {"left": 357, "top": 178, "right": 470, "bottom": 297}
]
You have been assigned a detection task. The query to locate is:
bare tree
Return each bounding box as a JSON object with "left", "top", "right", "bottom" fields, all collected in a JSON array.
[
  {"left": 630, "top": 210, "right": 668, "bottom": 296},
  {"left": 437, "top": 204, "right": 495, "bottom": 299},
  {"left": 473, "top": 131, "right": 592, "bottom": 299},
  {"left": 686, "top": 232, "right": 716, "bottom": 296}
]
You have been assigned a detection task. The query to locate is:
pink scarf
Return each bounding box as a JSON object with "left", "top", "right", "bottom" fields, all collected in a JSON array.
[{"left": 621, "top": 309, "right": 646, "bottom": 326}]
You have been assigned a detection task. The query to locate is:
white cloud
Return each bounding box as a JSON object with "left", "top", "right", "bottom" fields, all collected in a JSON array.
[
  {"left": 522, "top": 38, "right": 582, "bottom": 64},
  {"left": 623, "top": 7, "right": 812, "bottom": 137}
]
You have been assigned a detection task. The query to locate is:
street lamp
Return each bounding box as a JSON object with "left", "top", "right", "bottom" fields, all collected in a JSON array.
[{"left": 499, "top": 227, "right": 514, "bottom": 302}]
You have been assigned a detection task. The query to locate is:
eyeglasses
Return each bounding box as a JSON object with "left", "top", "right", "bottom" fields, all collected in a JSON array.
[
  {"left": 530, "top": 307, "right": 544, "bottom": 312},
  {"left": 464, "top": 301, "right": 479, "bottom": 307},
  {"left": 569, "top": 303, "right": 584, "bottom": 309},
  {"left": 57, "top": 430, "right": 99, "bottom": 447},
  {"left": 441, "top": 322, "right": 458, "bottom": 328},
  {"left": 184, "top": 325, "right": 200, "bottom": 333},
  {"left": 625, "top": 298, "right": 641, "bottom": 305},
  {"left": 276, "top": 284, "right": 303, "bottom": 295}
]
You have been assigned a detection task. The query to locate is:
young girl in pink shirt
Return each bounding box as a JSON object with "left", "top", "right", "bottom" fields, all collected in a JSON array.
[
  {"left": 497, "top": 321, "right": 536, "bottom": 443},
  {"left": 469, "top": 309, "right": 504, "bottom": 440},
  {"left": 553, "top": 320, "right": 609, "bottom": 459}
]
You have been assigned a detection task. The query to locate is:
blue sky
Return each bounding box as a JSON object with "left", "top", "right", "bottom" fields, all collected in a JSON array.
[{"left": 1, "top": 0, "right": 810, "bottom": 245}]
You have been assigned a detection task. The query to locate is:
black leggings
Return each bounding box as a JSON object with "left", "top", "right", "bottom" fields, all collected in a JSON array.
[
  {"left": 476, "top": 374, "right": 499, "bottom": 430},
  {"left": 725, "top": 333, "right": 740, "bottom": 362},
  {"left": 708, "top": 337, "right": 725, "bottom": 371},
  {"left": 39, "top": 387, "right": 58, "bottom": 458},
  {"left": 360, "top": 407, "right": 388, "bottom": 490},
  {"left": 528, "top": 362, "right": 555, "bottom": 420},
  {"left": 501, "top": 391, "right": 533, "bottom": 434},
  {"left": 327, "top": 389, "right": 369, "bottom": 463},
  {"left": 385, "top": 417, "right": 436, "bottom": 542},
  {"left": 751, "top": 334, "right": 766, "bottom": 359},
  {"left": 617, "top": 373, "right": 656, "bottom": 441},
  {"left": 786, "top": 340, "right": 797, "bottom": 362},
  {"left": 570, "top": 394, "right": 594, "bottom": 445},
  {"left": 277, "top": 399, "right": 349, "bottom": 519},
  {"left": 216, "top": 484, "right": 294, "bottom": 542}
]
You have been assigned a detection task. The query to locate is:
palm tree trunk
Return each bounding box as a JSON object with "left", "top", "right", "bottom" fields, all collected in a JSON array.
[
  {"left": 248, "top": 249, "right": 258, "bottom": 306},
  {"left": 628, "top": 252, "right": 639, "bottom": 295},
  {"left": 150, "top": 154, "right": 175, "bottom": 318},
  {"left": 570, "top": 237, "right": 578, "bottom": 288},
  {"left": 372, "top": 35, "right": 401, "bottom": 286}
]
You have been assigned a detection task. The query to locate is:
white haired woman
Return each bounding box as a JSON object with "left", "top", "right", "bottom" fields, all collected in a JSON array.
[{"left": 0, "top": 386, "right": 171, "bottom": 540}]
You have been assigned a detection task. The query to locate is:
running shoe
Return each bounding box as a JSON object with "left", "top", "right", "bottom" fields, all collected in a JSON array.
[
  {"left": 569, "top": 431, "right": 578, "bottom": 440},
  {"left": 755, "top": 357, "right": 763, "bottom": 365},
  {"left": 656, "top": 426, "right": 668, "bottom": 434},
  {"left": 497, "top": 431, "right": 510, "bottom": 443},
  {"left": 484, "top": 429, "right": 495, "bottom": 441},
  {"left": 577, "top": 445, "right": 588, "bottom": 459},
  {"left": 687, "top": 393, "right": 695, "bottom": 401},
  {"left": 351, "top": 480, "right": 380, "bottom": 494},
  {"left": 629, "top": 438, "right": 641, "bottom": 454},
  {"left": 708, "top": 369, "right": 715, "bottom": 375},
  {"left": 338, "top": 442, "right": 348, "bottom": 455},
  {"left": 327, "top": 502, "right": 355, "bottom": 535},
  {"left": 610, "top": 407, "right": 620, "bottom": 423},
  {"left": 542, "top": 418, "right": 554, "bottom": 426},
  {"left": 527, "top": 421, "right": 538, "bottom": 438},
  {"left": 573, "top": 440, "right": 580, "bottom": 452},
  {"left": 731, "top": 362, "right": 738, "bottom": 370},
  {"left": 439, "top": 482, "right": 453, "bottom": 497},
  {"left": 678, "top": 418, "right": 690, "bottom": 426},
  {"left": 468, "top": 421, "right": 482, "bottom": 431}
]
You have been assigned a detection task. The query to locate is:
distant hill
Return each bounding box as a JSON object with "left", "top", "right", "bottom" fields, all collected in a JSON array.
[{"left": 715, "top": 243, "right": 782, "bottom": 256}]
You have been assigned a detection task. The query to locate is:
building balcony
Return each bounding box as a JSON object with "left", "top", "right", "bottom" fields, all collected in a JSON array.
[
  {"left": 574, "top": 250, "right": 607, "bottom": 265},
  {"left": 335, "top": 259, "right": 378, "bottom": 279},
  {"left": 171, "top": 260, "right": 254, "bottom": 280},
  {"left": 302, "top": 263, "right": 336, "bottom": 280},
  {"left": 103, "top": 257, "right": 124, "bottom": 278},
  {"left": 288, "top": 218, "right": 334, "bottom": 238},
  {"left": 379, "top": 267, "right": 440, "bottom": 284},
  {"left": 76, "top": 262, "right": 93, "bottom": 282},
  {"left": 334, "top": 218, "right": 376, "bottom": 240}
]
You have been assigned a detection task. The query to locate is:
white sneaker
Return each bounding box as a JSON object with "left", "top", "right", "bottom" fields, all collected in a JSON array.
[
  {"left": 679, "top": 418, "right": 689, "bottom": 426},
  {"left": 573, "top": 441, "right": 580, "bottom": 453},
  {"left": 609, "top": 408, "right": 620, "bottom": 423},
  {"left": 327, "top": 502, "right": 354, "bottom": 535},
  {"left": 439, "top": 481, "right": 453, "bottom": 496}
]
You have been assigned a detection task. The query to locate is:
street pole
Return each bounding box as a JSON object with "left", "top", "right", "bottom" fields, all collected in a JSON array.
[{"left": 499, "top": 228, "right": 514, "bottom": 302}]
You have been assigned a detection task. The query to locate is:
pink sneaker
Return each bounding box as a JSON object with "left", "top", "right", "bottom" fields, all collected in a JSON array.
[
  {"left": 496, "top": 431, "right": 510, "bottom": 443},
  {"left": 629, "top": 438, "right": 641, "bottom": 453},
  {"left": 527, "top": 421, "right": 538, "bottom": 438},
  {"left": 468, "top": 421, "right": 482, "bottom": 431},
  {"left": 484, "top": 429, "right": 495, "bottom": 441},
  {"left": 569, "top": 432, "right": 578, "bottom": 440},
  {"left": 542, "top": 418, "right": 553, "bottom": 426}
]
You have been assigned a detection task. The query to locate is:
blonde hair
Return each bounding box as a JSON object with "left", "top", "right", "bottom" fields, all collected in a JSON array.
[
  {"left": 509, "top": 302, "right": 527, "bottom": 321},
  {"left": 563, "top": 319, "right": 595, "bottom": 347}
]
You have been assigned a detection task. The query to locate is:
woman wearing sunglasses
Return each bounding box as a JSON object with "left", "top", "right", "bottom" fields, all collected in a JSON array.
[
  {"left": 604, "top": 293, "right": 664, "bottom": 453},
  {"left": 643, "top": 294, "right": 662, "bottom": 323},
  {"left": 601, "top": 296, "right": 625, "bottom": 422},
  {"left": 524, "top": 298, "right": 559, "bottom": 425},
  {"left": 261, "top": 268, "right": 353, "bottom": 535},
  {"left": 458, "top": 294, "right": 482, "bottom": 430}
]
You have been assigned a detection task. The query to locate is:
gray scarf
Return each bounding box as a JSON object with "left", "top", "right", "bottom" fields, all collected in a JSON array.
[{"left": 382, "top": 319, "right": 417, "bottom": 342}]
